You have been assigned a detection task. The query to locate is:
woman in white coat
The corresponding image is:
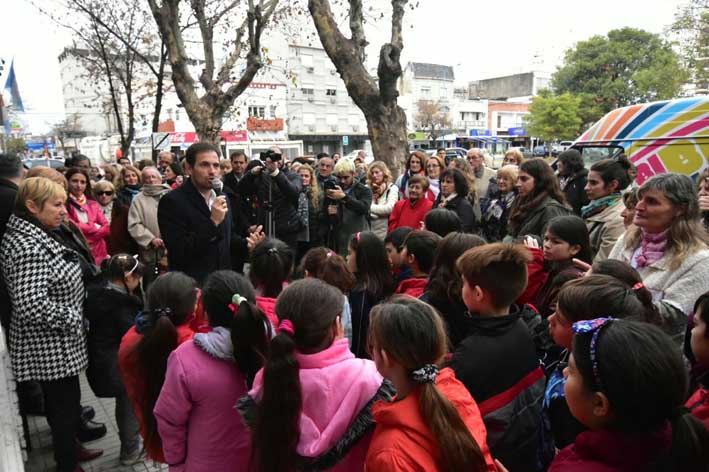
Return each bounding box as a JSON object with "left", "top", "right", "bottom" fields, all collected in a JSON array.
[{"left": 367, "top": 161, "right": 399, "bottom": 239}]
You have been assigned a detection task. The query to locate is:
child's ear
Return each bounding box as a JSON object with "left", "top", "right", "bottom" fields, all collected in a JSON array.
[
  {"left": 569, "top": 244, "right": 582, "bottom": 257},
  {"left": 406, "top": 252, "right": 415, "bottom": 265},
  {"left": 474, "top": 285, "right": 486, "bottom": 303},
  {"left": 592, "top": 391, "right": 612, "bottom": 419},
  {"left": 380, "top": 349, "right": 396, "bottom": 369}
]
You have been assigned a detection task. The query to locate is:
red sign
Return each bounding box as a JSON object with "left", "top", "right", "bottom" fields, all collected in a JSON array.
[
  {"left": 247, "top": 117, "right": 284, "bottom": 131},
  {"left": 168, "top": 130, "right": 247, "bottom": 144}
]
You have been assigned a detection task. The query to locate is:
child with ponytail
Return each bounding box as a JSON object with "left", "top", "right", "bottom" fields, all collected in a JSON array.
[
  {"left": 366, "top": 297, "right": 496, "bottom": 471},
  {"left": 238, "top": 278, "right": 394, "bottom": 471},
  {"left": 249, "top": 237, "right": 294, "bottom": 326},
  {"left": 118, "top": 271, "right": 199, "bottom": 463},
  {"left": 154, "top": 271, "right": 272, "bottom": 471},
  {"left": 550, "top": 319, "right": 709, "bottom": 471}
]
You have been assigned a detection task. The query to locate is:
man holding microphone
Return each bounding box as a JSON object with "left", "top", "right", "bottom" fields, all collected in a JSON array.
[{"left": 158, "top": 142, "right": 232, "bottom": 284}]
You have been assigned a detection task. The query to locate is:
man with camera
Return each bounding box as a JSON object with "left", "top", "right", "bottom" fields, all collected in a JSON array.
[
  {"left": 158, "top": 142, "right": 232, "bottom": 283},
  {"left": 324, "top": 159, "right": 372, "bottom": 255},
  {"left": 237, "top": 146, "right": 301, "bottom": 250}
]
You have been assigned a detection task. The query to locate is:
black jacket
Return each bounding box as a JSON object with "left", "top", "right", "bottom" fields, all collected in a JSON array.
[
  {"left": 0, "top": 178, "right": 18, "bottom": 330},
  {"left": 433, "top": 194, "right": 476, "bottom": 233},
  {"left": 158, "top": 178, "right": 232, "bottom": 284},
  {"left": 450, "top": 308, "right": 546, "bottom": 472},
  {"left": 419, "top": 291, "right": 469, "bottom": 349},
  {"left": 328, "top": 182, "right": 373, "bottom": 255},
  {"left": 562, "top": 169, "right": 589, "bottom": 216},
  {"left": 349, "top": 285, "right": 386, "bottom": 359},
  {"left": 506, "top": 196, "right": 572, "bottom": 242},
  {"left": 237, "top": 168, "right": 301, "bottom": 238},
  {"left": 84, "top": 284, "right": 142, "bottom": 397}
]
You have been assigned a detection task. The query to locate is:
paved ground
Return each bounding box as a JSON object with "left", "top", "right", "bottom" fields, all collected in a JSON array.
[{"left": 24, "top": 374, "right": 167, "bottom": 472}]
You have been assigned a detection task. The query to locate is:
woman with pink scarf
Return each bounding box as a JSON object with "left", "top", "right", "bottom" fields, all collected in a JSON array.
[{"left": 609, "top": 174, "right": 709, "bottom": 336}]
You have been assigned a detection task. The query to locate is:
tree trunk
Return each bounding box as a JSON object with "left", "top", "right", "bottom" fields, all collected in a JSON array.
[
  {"left": 192, "top": 112, "right": 223, "bottom": 149},
  {"left": 366, "top": 106, "right": 408, "bottom": 177}
]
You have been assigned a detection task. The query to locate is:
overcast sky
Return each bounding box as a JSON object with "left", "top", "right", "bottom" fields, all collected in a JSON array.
[{"left": 1, "top": 0, "right": 687, "bottom": 133}]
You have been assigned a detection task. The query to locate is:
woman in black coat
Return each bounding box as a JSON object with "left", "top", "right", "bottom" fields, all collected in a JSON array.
[{"left": 433, "top": 168, "right": 476, "bottom": 233}]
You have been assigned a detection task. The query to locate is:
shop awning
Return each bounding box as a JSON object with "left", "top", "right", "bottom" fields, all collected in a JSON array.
[{"left": 467, "top": 136, "right": 510, "bottom": 144}]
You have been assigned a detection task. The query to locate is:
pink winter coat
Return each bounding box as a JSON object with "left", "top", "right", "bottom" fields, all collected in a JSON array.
[
  {"left": 66, "top": 197, "right": 110, "bottom": 263},
  {"left": 154, "top": 328, "right": 251, "bottom": 471},
  {"left": 245, "top": 337, "right": 386, "bottom": 471}
]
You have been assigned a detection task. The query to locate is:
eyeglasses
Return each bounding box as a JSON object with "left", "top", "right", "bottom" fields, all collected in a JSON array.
[
  {"left": 426, "top": 164, "right": 440, "bottom": 168},
  {"left": 97, "top": 191, "right": 114, "bottom": 196}
]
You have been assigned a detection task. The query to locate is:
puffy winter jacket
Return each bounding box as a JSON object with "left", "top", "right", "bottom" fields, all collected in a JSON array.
[
  {"left": 394, "top": 277, "right": 428, "bottom": 299},
  {"left": 366, "top": 368, "right": 496, "bottom": 471}
]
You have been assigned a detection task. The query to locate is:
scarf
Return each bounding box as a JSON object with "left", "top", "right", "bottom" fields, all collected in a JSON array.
[
  {"left": 581, "top": 193, "right": 622, "bottom": 219},
  {"left": 634, "top": 229, "right": 670, "bottom": 268},
  {"left": 438, "top": 192, "right": 458, "bottom": 208},
  {"left": 194, "top": 326, "right": 235, "bottom": 362},
  {"left": 69, "top": 193, "right": 87, "bottom": 207},
  {"left": 485, "top": 191, "right": 515, "bottom": 221},
  {"left": 141, "top": 183, "right": 171, "bottom": 198}
]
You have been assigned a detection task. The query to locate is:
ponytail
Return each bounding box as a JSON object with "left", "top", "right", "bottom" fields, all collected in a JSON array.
[
  {"left": 250, "top": 238, "right": 294, "bottom": 298},
  {"left": 419, "top": 383, "right": 487, "bottom": 471},
  {"left": 231, "top": 299, "right": 271, "bottom": 388},
  {"left": 667, "top": 411, "right": 709, "bottom": 469},
  {"left": 253, "top": 330, "right": 301, "bottom": 472}
]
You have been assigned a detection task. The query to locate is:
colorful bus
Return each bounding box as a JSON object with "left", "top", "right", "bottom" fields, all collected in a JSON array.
[{"left": 572, "top": 97, "right": 709, "bottom": 185}]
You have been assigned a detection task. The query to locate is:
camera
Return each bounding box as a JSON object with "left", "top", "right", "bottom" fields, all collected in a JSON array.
[
  {"left": 324, "top": 179, "right": 338, "bottom": 191},
  {"left": 260, "top": 149, "right": 282, "bottom": 162}
]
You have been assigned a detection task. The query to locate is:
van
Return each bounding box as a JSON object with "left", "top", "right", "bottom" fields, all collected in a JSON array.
[{"left": 571, "top": 97, "right": 709, "bottom": 185}]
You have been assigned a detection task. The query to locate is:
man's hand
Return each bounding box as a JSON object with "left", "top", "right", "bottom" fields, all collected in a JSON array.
[
  {"left": 151, "top": 238, "right": 164, "bottom": 248},
  {"left": 523, "top": 235, "right": 540, "bottom": 249},
  {"left": 327, "top": 205, "right": 338, "bottom": 216},
  {"left": 210, "top": 195, "right": 228, "bottom": 226},
  {"left": 327, "top": 185, "right": 346, "bottom": 200},
  {"left": 247, "top": 225, "right": 265, "bottom": 252},
  {"left": 699, "top": 195, "right": 709, "bottom": 212},
  {"left": 251, "top": 166, "right": 263, "bottom": 175},
  {"left": 265, "top": 158, "right": 278, "bottom": 174}
]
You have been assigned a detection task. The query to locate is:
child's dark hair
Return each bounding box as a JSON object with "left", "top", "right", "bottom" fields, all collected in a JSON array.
[
  {"left": 403, "top": 230, "right": 442, "bottom": 274},
  {"left": 134, "top": 272, "right": 198, "bottom": 456},
  {"left": 546, "top": 215, "right": 593, "bottom": 264},
  {"left": 557, "top": 275, "right": 660, "bottom": 325},
  {"left": 457, "top": 243, "right": 531, "bottom": 308},
  {"left": 253, "top": 279, "right": 344, "bottom": 471},
  {"left": 300, "top": 247, "right": 355, "bottom": 294},
  {"left": 349, "top": 231, "right": 395, "bottom": 299},
  {"left": 249, "top": 238, "right": 294, "bottom": 298},
  {"left": 589, "top": 156, "right": 631, "bottom": 192},
  {"left": 591, "top": 259, "right": 660, "bottom": 323},
  {"left": 201, "top": 271, "right": 272, "bottom": 387},
  {"left": 426, "top": 233, "right": 486, "bottom": 302},
  {"left": 384, "top": 226, "right": 413, "bottom": 250},
  {"left": 694, "top": 292, "right": 709, "bottom": 337},
  {"left": 425, "top": 208, "right": 462, "bottom": 238},
  {"left": 572, "top": 320, "right": 709, "bottom": 469},
  {"left": 369, "top": 298, "right": 487, "bottom": 471},
  {"left": 104, "top": 253, "right": 145, "bottom": 292}
]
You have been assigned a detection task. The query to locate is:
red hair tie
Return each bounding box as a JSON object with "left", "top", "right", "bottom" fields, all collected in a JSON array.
[
  {"left": 278, "top": 319, "right": 295, "bottom": 336},
  {"left": 632, "top": 282, "right": 644, "bottom": 291}
]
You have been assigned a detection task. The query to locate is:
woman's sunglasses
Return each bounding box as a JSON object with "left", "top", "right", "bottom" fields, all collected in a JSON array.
[{"left": 97, "top": 191, "right": 114, "bottom": 196}]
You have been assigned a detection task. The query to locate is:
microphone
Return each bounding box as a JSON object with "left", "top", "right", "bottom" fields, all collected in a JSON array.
[{"left": 211, "top": 178, "right": 223, "bottom": 196}]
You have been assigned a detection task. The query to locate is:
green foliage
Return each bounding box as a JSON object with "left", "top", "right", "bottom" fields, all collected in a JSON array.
[
  {"left": 552, "top": 27, "right": 689, "bottom": 122},
  {"left": 5, "top": 137, "right": 27, "bottom": 156},
  {"left": 669, "top": 0, "right": 709, "bottom": 94},
  {"left": 525, "top": 90, "right": 583, "bottom": 142}
]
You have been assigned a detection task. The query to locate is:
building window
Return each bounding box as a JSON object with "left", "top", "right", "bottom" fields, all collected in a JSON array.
[
  {"left": 440, "top": 87, "right": 447, "bottom": 97},
  {"left": 420, "top": 87, "right": 431, "bottom": 98},
  {"left": 497, "top": 115, "right": 502, "bottom": 129},
  {"left": 302, "top": 88, "right": 314, "bottom": 96},
  {"left": 326, "top": 89, "right": 337, "bottom": 96},
  {"left": 248, "top": 106, "right": 265, "bottom": 118},
  {"left": 269, "top": 105, "right": 277, "bottom": 118}
]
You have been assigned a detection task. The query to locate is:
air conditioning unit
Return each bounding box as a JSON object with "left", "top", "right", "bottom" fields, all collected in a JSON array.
[
  {"left": 330, "top": 125, "right": 338, "bottom": 132},
  {"left": 306, "top": 67, "right": 314, "bottom": 73},
  {"left": 307, "top": 125, "right": 315, "bottom": 132},
  {"left": 352, "top": 125, "right": 359, "bottom": 132},
  {"left": 307, "top": 97, "right": 314, "bottom": 103}
]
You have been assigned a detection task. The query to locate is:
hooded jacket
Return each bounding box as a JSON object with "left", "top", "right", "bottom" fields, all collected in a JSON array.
[
  {"left": 366, "top": 367, "right": 497, "bottom": 472},
  {"left": 394, "top": 277, "right": 428, "bottom": 299},
  {"left": 238, "top": 338, "right": 394, "bottom": 471},
  {"left": 154, "top": 328, "right": 252, "bottom": 471},
  {"left": 450, "top": 309, "right": 546, "bottom": 472}
]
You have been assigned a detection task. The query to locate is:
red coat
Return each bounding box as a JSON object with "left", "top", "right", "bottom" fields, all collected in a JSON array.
[
  {"left": 517, "top": 247, "right": 547, "bottom": 306},
  {"left": 394, "top": 277, "right": 428, "bottom": 299},
  {"left": 366, "top": 368, "right": 496, "bottom": 471},
  {"left": 686, "top": 385, "right": 709, "bottom": 430},
  {"left": 118, "top": 323, "right": 196, "bottom": 462},
  {"left": 66, "top": 198, "right": 110, "bottom": 263},
  {"left": 388, "top": 198, "right": 433, "bottom": 233}
]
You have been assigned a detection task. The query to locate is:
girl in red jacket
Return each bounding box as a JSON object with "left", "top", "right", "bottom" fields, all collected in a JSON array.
[
  {"left": 549, "top": 318, "right": 709, "bottom": 471},
  {"left": 686, "top": 291, "right": 709, "bottom": 429},
  {"left": 118, "top": 271, "right": 199, "bottom": 463},
  {"left": 366, "top": 297, "right": 497, "bottom": 471}
]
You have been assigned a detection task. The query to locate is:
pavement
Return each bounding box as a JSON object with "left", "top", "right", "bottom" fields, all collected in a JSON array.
[{"left": 24, "top": 374, "right": 167, "bottom": 472}]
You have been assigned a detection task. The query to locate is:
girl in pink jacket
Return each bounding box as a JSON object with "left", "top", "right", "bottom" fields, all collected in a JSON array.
[
  {"left": 154, "top": 271, "right": 272, "bottom": 471},
  {"left": 66, "top": 167, "right": 110, "bottom": 263},
  {"left": 238, "top": 278, "right": 395, "bottom": 471}
]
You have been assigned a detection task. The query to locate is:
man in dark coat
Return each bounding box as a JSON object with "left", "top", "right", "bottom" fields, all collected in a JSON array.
[
  {"left": 158, "top": 143, "right": 232, "bottom": 284},
  {"left": 557, "top": 149, "right": 589, "bottom": 215},
  {"left": 0, "top": 153, "right": 23, "bottom": 330}
]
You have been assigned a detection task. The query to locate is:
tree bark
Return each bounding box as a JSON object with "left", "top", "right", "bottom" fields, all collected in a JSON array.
[{"left": 308, "top": 0, "right": 409, "bottom": 177}]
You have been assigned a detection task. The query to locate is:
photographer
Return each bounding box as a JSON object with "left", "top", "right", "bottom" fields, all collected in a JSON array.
[
  {"left": 237, "top": 147, "right": 301, "bottom": 250},
  {"left": 324, "top": 159, "right": 373, "bottom": 255}
]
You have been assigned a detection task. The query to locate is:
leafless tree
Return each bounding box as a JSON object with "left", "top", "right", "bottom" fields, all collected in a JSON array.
[
  {"left": 52, "top": 113, "right": 87, "bottom": 154},
  {"left": 415, "top": 99, "right": 451, "bottom": 145}
]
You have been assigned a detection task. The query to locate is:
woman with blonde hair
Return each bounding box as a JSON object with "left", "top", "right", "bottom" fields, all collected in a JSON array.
[
  {"left": 103, "top": 164, "right": 121, "bottom": 185},
  {"left": 426, "top": 154, "right": 445, "bottom": 200},
  {"left": 111, "top": 165, "right": 142, "bottom": 254},
  {"left": 296, "top": 163, "right": 322, "bottom": 260},
  {"left": 480, "top": 165, "right": 519, "bottom": 242},
  {"left": 92, "top": 180, "right": 115, "bottom": 223},
  {"left": 368, "top": 161, "right": 399, "bottom": 239},
  {"left": 502, "top": 148, "right": 525, "bottom": 166},
  {"left": 610, "top": 173, "right": 709, "bottom": 323},
  {"left": 2, "top": 177, "right": 91, "bottom": 471}
]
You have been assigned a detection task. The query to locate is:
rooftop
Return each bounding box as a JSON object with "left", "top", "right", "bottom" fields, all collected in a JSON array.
[{"left": 408, "top": 62, "right": 455, "bottom": 81}]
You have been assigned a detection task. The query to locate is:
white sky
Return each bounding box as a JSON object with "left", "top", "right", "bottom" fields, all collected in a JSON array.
[{"left": 1, "top": 0, "right": 687, "bottom": 133}]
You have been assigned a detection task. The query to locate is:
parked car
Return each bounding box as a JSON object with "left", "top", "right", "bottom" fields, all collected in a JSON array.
[
  {"left": 424, "top": 147, "right": 468, "bottom": 166},
  {"left": 559, "top": 141, "right": 574, "bottom": 152},
  {"left": 23, "top": 158, "right": 65, "bottom": 169},
  {"left": 516, "top": 147, "right": 533, "bottom": 159}
]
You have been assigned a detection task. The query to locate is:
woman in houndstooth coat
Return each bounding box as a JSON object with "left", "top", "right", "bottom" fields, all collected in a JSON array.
[{"left": 1, "top": 177, "right": 88, "bottom": 472}]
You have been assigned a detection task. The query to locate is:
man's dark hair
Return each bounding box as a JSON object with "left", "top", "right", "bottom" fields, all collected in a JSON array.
[
  {"left": 558, "top": 149, "right": 585, "bottom": 174},
  {"left": 437, "top": 148, "right": 446, "bottom": 153},
  {"left": 230, "top": 150, "right": 246, "bottom": 161},
  {"left": 0, "top": 153, "right": 23, "bottom": 180},
  {"left": 316, "top": 152, "right": 330, "bottom": 160},
  {"left": 185, "top": 142, "right": 220, "bottom": 167},
  {"left": 403, "top": 230, "right": 441, "bottom": 274}
]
